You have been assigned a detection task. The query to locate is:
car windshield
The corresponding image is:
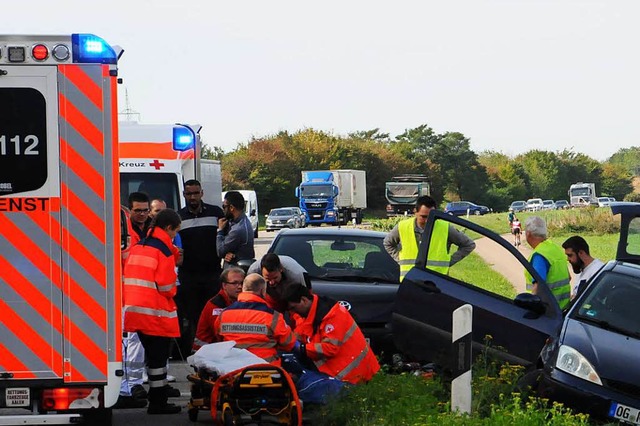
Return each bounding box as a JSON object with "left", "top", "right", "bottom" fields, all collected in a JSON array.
[
  {"left": 573, "top": 271, "right": 640, "bottom": 338},
  {"left": 270, "top": 209, "right": 294, "bottom": 216},
  {"left": 270, "top": 234, "right": 399, "bottom": 283},
  {"left": 300, "top": 184, "right": 333, "bottom": 197}
]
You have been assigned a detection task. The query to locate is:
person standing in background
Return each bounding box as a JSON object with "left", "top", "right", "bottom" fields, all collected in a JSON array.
[
  {"left": 562, "top": 236, "right": 605, "bottom": 299},
  {"left": 176, "top": 180, "right": 225, "bottom": 358},
  {"left": 217, "top": 191, "right": 255, "bottom": 268}
]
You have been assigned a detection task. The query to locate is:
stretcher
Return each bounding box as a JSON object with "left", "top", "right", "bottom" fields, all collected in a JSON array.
[{"left": 187, "top": 363, "right": 303, "bottom": 425}]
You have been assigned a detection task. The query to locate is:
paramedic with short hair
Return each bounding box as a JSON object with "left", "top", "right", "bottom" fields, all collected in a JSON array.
[{"left": 215, "top": 273, "right": 296, "bottom": 366}]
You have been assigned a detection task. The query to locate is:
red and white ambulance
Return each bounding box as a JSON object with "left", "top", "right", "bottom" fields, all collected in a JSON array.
[{"left": 0, "top": 34, "right": 123, "bottom": 424}]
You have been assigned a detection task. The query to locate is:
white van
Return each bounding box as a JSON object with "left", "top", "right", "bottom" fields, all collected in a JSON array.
[
  {"left": 526, "top": 198, "right": 543, "bottom": 212},
  {"left": 222, "top": 190, "right": 259, "bottom": 237}
]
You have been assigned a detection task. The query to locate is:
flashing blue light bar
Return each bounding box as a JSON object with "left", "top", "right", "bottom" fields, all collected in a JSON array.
[
  {"left": 71, "top": 34, "right": 117, "bottom": 64},
  {"left": 173, "top": 126, "right": 196, "bottom": 151}
]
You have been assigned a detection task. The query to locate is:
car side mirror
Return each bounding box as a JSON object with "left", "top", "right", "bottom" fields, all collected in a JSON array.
[{"left": 514, "top": 292, "right": 546, "bottom": 315}]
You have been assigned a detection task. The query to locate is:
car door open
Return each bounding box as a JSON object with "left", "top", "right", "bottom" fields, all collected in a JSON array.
[{"left": 392, "top": 210, "right": 563, "bottom": 368}]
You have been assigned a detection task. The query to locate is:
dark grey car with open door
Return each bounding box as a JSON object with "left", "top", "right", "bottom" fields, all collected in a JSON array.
[{"left": 392, "top": 209, "right": 564, "bottom": 369}]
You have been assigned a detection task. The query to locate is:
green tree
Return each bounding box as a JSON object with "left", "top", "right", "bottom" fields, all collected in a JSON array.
[
  {"left": 608, "top": 146, "right": 640, "bottom": 175},
  {"left": 201, "top": 143, "right": 225, "bottom": 160},
  {"left": 600, "top": 163, "right": 633, "bottom": 200}
]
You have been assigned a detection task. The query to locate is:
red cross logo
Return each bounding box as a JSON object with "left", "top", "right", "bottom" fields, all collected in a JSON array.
[{"left": 149, "top": 160, "right": 165, "bottom": 170}]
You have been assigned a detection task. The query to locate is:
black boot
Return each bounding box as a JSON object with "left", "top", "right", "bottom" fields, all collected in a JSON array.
[{"left": 147, "top": 385, "right": 181, "bottom": 415}]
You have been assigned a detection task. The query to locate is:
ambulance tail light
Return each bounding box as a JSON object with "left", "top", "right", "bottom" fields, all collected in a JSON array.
[
  {"left": 173, "top": 125, "right": 196, "bottom": 151},
  {"left": 71, "top": 34, "right": 117, "bottom": 64},
  {"left": 41, "top": 387, "right": 101, "bottom": 411}
]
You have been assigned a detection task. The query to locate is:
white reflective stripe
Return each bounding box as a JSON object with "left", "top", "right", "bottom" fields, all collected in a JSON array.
[
  {"left": 269, "top": 312, "right": 280, "bottom": 337},
  {"left": 157, "top": 283, "right": 174, "bottom": 292},
  {"left": 263, "top": 354, "right": 278, "bottom": 362},
  {"left": 221, "top": 323, "right": 268, "bottom": 335},
  {"left": 398, "top": 259, "right": 415, "bottom": 265},
  {"left": 235, "top": 341, "right": 277, "bottom": 349},
  {"left": 123, "top": 277, "right": 156, "bottom": 289},
  {"left": 336, "top": 345, "right": 370, "bottom": 380},
  {"left": 180, "top": 216, "right": 218, "bottom": 230},
  {"left": 426, "top": 260, "right": 450, "bottom": 267},
  {"left": 321, "top": 337, "right": 341, "bottom": 346},
  {"left": 148, "top": 379, "right": 167, "bottom": 388},
  {"left": 125, "top": 305, "right": 178, "bottom": 318},
  {"left": 148, "top": 367, "right": 166, "bottom": 376},
  {"left": 548, "top": 278, "right": 571, "bottom": 290}
]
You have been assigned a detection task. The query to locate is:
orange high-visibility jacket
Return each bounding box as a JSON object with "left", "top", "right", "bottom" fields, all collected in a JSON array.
[
  {"left": 216, "top": 292, "right": 296, "bottom": 365},
  {"left": 296, "top": 295, "right": 380, "bottom": 384},
  {"left": 193, "top": 289, "right": 233, "bottom": 351},
  {"left": 123, "top": 227, "right": 180, "bottom": 337}
]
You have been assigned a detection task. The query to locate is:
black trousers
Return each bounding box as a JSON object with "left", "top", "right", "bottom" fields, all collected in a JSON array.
[
  {"left": 137, "top": 332, "right": 171, "bottom": 405},
  {"left": 175, "top": 271, "right": 220, "bottom": 357}
]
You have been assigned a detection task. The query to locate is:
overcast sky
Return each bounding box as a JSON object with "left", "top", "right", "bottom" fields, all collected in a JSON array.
[{"left": 6, "top": 1, "right": 640, "bottom": 160}]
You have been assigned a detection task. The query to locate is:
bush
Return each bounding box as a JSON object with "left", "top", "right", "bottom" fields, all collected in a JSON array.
[{"left": 624, "top": 192, "right": 640, "bottom": 202}]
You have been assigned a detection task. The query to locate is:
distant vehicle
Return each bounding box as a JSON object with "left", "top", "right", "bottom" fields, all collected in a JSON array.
[
  {"left": 284, "top": 206, "right": 306, "bottom": 228},
  {"left": 526, "top": 198, "right": 544, "bottom": 211},
  {"left": 265, "top": 208, "right": 302, "bottom": 231},
  {"left": 269, "top": 227, "right": 399, "bottom": 357},
  {"left": 569, "top": 182, "right": 597, "bottom": 207},
  {"left": 554, "top": 200, "right": 570, "bottom": 210},
  {"left": 510, "top": 200, "right": 527, "bottom": 212},
  {"left": 223, "top": 190, "right": 259, "bottom": 238},
  {"left": 296, "top": 169, "right": 366, "bottom": 225},
  {"left": 542, "top": 200, "right": 556, "bottom": 210},
  {"left": 385, "top": 174, "right": 431, "bottom": 217},
  {"left": 597, "top": 197, "right": 612, "bottom": 208},
  {"left": 444, "top": 201, "right": 490, "bottom": 216}
]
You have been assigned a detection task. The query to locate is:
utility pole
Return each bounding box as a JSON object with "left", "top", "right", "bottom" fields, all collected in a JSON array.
[{"left": 118, "top": 88, "right": 140, "bottom": 122}]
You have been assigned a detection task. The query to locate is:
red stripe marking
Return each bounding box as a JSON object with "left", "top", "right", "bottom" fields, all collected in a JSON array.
[
  {"left": 59, "top": 93, "right": 104, "bottom": 155},
  {"left": 0, "top": 298, "right": 63, "bottom": 374},
  {"left": 60, "top": 182, "right": 105, "bottom": 244},
  {"left": 119, "top": 142, "right": 195, "bottom": 160},
  {"left": 59, "top": 65, "right": 103, "bottom": 111},
  {"left": 0, "top": 215, "right": 106, "bottom": 329},
  {"left": 60, "top": 138, "right": 105, "bottom": 200}
]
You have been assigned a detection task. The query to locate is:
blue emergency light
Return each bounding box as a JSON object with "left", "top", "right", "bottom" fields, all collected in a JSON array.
[
  {"left": 71, "top": 34, "right": 117, "bottom": 64},
  {"left": 173, "top": 126, "right": 196, "bottom": 151}
]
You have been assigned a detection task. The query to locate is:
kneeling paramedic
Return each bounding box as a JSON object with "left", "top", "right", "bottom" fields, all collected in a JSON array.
[
  {"left": 283, "top": 283, "right": 380, "bottom": 384},
  {"left": 215, "top": 273, "right": 296, "bottom": 366}
]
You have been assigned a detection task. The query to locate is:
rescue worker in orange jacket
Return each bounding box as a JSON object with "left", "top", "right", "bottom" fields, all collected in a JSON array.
[
  {"left": 283, "top": 283, "right": 380, "bottom": 384},
  {"left": 215, "top": 273, "right": 296, "bottom": 366},
  {"left": 192, "top": 266, "right": 245, "bottom": 352},
  {"left": 123, "top": 209, "right": 182, "bottom": 415}
]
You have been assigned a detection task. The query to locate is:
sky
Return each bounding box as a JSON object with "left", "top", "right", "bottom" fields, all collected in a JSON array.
[{"left": 5, "top": 1, "right": 640, "bottom": 161}]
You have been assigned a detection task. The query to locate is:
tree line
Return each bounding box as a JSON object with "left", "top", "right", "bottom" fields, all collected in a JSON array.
[{"left": 203, "top": 125, "right": 638, "bottom": 214}]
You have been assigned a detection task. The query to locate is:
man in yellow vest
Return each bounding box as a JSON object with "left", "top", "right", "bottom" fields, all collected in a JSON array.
[
  {"left": 523, "top": 216, "right": 571, "bottom": 309},
  {"left": 383, "top": 196, "right": 476, "bottom": 282}
]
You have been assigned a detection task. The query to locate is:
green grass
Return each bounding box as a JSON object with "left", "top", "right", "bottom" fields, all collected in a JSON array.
[
  {"left": 549, "top": 233, "right": 618, "bottom": 263},
  {"left": 449, "top": 252, "right": 516, "bottom": 299}
]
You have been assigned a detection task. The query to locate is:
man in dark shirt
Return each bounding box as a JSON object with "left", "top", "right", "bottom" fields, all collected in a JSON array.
[
  {"left": 175, "top": 179, "right": 225, "bottom": 357},
  {"left": 128, "top": 192, "right": 152, "bottom": 245}
]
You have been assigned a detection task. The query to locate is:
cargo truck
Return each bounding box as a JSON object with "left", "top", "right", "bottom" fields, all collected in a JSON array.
[
  {"left": 568, "top": 182, "right": 597, "bottom": 207},
  {"left": 296, "top": 170, "right": 366, "bottom": 225},
  {"left": 385, "top": 174, "right": 431, "bottom": 217}
]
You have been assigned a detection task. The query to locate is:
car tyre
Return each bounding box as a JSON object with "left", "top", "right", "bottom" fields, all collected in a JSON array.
[
  {"left": 474, "top": 210, "right": 481, "bottom": 215},
  {"left": 515, "top": 368, "right": 542, "bottom": 396}
]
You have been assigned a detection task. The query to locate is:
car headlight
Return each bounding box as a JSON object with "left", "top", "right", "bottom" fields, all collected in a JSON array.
[
  {"left": 326, "top": 211, "right": 335, "bottom": 217},
  {"left": 266, "top": 219, "right": 272, "bottom": 225},
  {"left": 555, "top": 345, "right": 602, "bottom": 385},
  {"left": 287, "top": 218, "right": 295, "bottom": 223}
]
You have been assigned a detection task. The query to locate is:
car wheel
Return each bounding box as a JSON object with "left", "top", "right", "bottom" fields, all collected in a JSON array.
[
  {"left": 516, "top": 368, "right": 542, "bottom": 396},
  {"left": 474, "top": 210, "right": 481, "bottom": 215}
]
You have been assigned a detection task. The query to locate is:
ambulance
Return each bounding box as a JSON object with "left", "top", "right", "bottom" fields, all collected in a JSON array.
[
  {"left": 0, "top": 34, "right": 123, "bottom": 424},
  {"left": 118, "top": 121, "right": 222, "bottom": 210}
]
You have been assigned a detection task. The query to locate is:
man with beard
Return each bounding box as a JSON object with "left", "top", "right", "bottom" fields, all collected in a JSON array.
[
  {"left": 217, "top": 191, "right": 255, "bottom": 269},
  {"left": 562, "top": 236, "right": 605, "bottom": 299},
  {"left": 176, "top": 179, "right": 225, "bottom": 357}
]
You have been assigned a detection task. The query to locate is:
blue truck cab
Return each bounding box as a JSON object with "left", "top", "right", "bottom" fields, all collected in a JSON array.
[{"left": 296, "top": 171, "right": 340, "bottom": 225}]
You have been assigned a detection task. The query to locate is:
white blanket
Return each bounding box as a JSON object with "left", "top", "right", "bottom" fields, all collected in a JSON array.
[{"left": 186, "top": 341, "right": 267, "bottom": 375}]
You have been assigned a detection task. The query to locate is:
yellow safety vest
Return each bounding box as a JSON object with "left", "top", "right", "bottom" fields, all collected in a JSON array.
[
  {"left": 524, "top": 239, "right": 571, "bottom": 309},
  {"left": 398, "top": 218, "right": 451, "bottom": 281}
]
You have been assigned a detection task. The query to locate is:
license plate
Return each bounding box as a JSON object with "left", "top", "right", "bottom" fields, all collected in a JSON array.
[
  {"left": 610, "top": 402, "right": 640, "bottom": 425},
  {"left": 5, "top": 387, "right": 30, "bottom": 407}
]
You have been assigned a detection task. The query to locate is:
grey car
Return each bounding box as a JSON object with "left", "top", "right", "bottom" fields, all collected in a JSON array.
[
  {"left": 265, "top": 208, "right": 301, "bottom": 231},
  {"left": 284, "top": 206, "right": 306, "bottom": 228}
]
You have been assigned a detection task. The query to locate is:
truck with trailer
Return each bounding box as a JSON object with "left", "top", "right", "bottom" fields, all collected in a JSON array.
[
  {"left": 385, "top": 174, "right": 431, "bottom": 217},
  {"left": 0, "top": 33, "right": 123, "bottom": 424},
  {"left": 296, "top": 169, "right": 366, "bottom": 225},
  {"left": 568, "top": 182, "right": 598, "bottom": 207},
  {"left": 118, "top": 121, "right": 222, "bottom": 210}
]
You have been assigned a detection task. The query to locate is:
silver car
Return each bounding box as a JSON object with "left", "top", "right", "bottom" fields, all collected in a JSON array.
[{"left": 265, "top": 208, "right": 301, "bottom": 231}]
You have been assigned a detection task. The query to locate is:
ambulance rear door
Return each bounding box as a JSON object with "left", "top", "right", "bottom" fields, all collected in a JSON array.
[{"left": 0, "top": 65, "right": 63, "bottom": 383}]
